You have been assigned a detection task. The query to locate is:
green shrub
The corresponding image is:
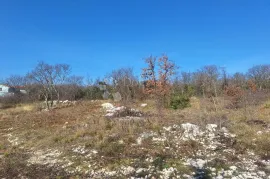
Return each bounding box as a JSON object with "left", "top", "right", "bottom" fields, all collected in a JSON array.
[
  {"left": 183, "top": 85, "right": 195, "bottom": 97},
  {"left": 83, "top": 86, "right": 104, "bottom": 100},
  {"left": 170, "top": 95, "right": 191, "bottom": 110},
  {"left": 153, "top": 155, "right": 166, "bottom": 170}
]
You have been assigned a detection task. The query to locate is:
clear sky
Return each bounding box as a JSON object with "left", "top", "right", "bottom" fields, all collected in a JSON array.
[{"left": 0, "top": 0, "right": 269, "bottom": 79}]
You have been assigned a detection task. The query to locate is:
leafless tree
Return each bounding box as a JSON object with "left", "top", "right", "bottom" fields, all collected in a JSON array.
[
  {"left": 109, "top": 67, "right": 140, "bottom": 103},
  {"left": 5, "top": 75, "right": 27, "bottom": 87},
  {"left": 27, "top": 62, "right": 71, "bottom": 109},
  {"left": 54, "top": 64, "right": 71, "bottom": 102},
  {"left": 181, "top": 72, "right": 192, "bottom": 85},
  {"left": 65, "top": 75, "right": 84, "bottom": 100},
  {"left": 201, "top": 65, "right": 220, "bottom": 97},
  {"left": 247, "top": 65, "right": 270, "bottom": 90},
  {"left": 174, "top": 71, "right": 193, "bottom": 95},
  {"left": 230, "top": 72, "right": 246, "bottom": 88},
  {"left": 193, "top": 70, "right": 207, "bottom": 98},
  {"left": 220, "top": 67, "right": 228, "bottom": 90}
]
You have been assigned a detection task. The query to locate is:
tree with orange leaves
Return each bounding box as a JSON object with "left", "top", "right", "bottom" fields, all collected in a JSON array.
[
  {"left": 142, "top": 55, "right": 176, "bottom": 107},
  {"left": 142, "top": 56, "right": 157, "bottom": 95},
  {"left": 247, "top": 80, "right": 257, "bottom": 93}
]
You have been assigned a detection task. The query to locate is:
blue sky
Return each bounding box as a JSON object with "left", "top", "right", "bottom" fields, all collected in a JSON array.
[{"left": 0, "top": 0, "right": 269, "bottom": 79}]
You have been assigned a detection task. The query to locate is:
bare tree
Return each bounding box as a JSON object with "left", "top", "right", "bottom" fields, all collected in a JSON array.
[
  {"left": 220, "top": 67, "right": 228, "bottom": 90},
  {"left": 230, "top": 72, "right": 246, "bottom": 88},
  {"left": 181, "top": 72, "right": 192, "bottom": 85},
  {"left": 27, "top": 62, "right": 72, "bottom": 109},
  {"left": 27, "top": 62, "right": 51, "bottom": 109},
  {"left": 247, "top": 65, "right": 270, "bottom": 90},
  {"left": 64, "top": 75, "right": 84, "bottom": 100},
  {"left": 109, "top": 68, "right": 140, "bottom": 103},
  {"left": 175, "top": 71, "right": 193, "bottom": 95},
  {"left": 193, "top": 70, "right": 207, "bottom": 98},
  {"left": 53, "top": 64, "right": 71, "bottom": 102},
  {"left": 201, "top": 65, "right": 220, "bottom": 97},
  {"left": 5, "top": 75, "right": 27, "bottom": 87}
]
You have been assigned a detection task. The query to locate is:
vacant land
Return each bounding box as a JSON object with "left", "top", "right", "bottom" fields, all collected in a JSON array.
[{"left": 0, "top": 97, "right": 270, "bottom": 179}]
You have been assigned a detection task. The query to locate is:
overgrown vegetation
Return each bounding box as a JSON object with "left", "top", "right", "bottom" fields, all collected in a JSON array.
[
  {"left": 1, "top": 57, "right": 270, "bottom": 111},
  {"left": 170, "top": 94, "right": 191, "bottom": 109},
  {"left": 1, "top": 57, "right": 270, "bottom": 178}
]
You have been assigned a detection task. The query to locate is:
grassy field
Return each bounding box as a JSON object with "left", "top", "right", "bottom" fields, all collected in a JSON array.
[{"left": 0, "top": 97, "right": 270, "bottom": 178}]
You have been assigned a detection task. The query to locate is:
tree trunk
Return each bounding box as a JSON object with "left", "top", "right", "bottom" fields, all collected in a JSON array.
[
  {"left": 44, "top": 95, "right": 49, "bottom": 109},
  {"left": 50, "top": 90, "right": 53, "bottom": 107},
  {"left": 57, "top": 91, "right": 60, "bottom": 102},
  {"left": 213, "top": 82, "right": 218, "bottom": 98},
  {"left": 202, "top": 87, "right": 205, "bottom": 99}
]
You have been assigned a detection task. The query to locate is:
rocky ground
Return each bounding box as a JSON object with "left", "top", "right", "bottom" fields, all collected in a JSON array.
[
  {"left": 1, "top": 101, "right": 270, "bottom": 178},
  {"left": 3, "top": 124, "right": 270, "bottom": 178}
]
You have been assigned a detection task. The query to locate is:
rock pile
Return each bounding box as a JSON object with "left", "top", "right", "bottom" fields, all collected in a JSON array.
[
  {"left": 102, "top": 103, "right": 143, "bottom": 120},
  {"left": 40, "top": 100, "right": 76, "bottom": 110}
]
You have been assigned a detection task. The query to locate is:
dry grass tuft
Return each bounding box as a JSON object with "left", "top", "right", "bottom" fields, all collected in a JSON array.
[{"left": 1, "top": 96, "right": 270, "bottom": 177}]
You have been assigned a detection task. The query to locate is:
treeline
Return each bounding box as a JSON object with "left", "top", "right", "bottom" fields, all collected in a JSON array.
[
  {"left": 174, "top": 64, "right": 270, "bottom": 97},
  {"left": 1, "top": 55, "right": 270, "bottom": 109}
]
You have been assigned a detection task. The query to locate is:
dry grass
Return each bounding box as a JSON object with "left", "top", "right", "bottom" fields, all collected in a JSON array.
[{"left": 1, "top": 95, "right": 270, "bottom": 177}]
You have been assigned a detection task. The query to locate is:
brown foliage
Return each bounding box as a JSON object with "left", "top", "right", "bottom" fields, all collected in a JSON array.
[
  {"left": 247, "top": 80, "right": 257, "bottom": 93},
  {"left": 224, "top": 85, "right": 244, "bottom": 108},
  {"left": 142, "top": 55, "right": 176, "bottom": 107}
]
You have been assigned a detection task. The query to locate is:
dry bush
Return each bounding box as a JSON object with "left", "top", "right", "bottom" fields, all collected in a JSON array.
[
  {"left": 0, "top": 94, "right": 28, "bottom": 109},
  {"left": 245, "top": 90, "right": 270, "bottom": 106},
  {"left": 97, "top": 140, "right": 125, "bottom": 157},
  {"left": 247, "top": 80, "right": 257, "bottom": 92},
  {"left": 255, "top": 133, "right": 270, "bottom": 160},
  {"left": 230, "top": 121, "right": 270, "bottom": 159},
  {"left": 224, "top": 85, "right": 244, "bottom": 109}
]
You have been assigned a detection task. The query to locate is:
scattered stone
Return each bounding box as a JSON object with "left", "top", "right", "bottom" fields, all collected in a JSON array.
[
  {"left": 62, "top": 122, "right": 69, "bottom": 129},
  {"left": 160, "top": 167, "right": 176, "bottom": 179},
  {"left": 27, "top": 149, "right": 62, "bottom": 166},
  {"left": 120, "top": 166, "right": 135, "bottom": 175},
  {"left": 101, "top": 103, "right": 114, "bottom": 110},
  {"left": 206, "top": 124, "right": 218, "bottom": 132},
  {"left": 230, "top": 166, "right": 237, "bottom": 171},
  {"left": 22, "top": 122, "right": 270, "bottom": 178},
  {"left": 181, "top": 123, "right": 202, "bottom": 140},
  {"left": 185, "top": 158, "right": 207, "bottom": 169},
  {"left": 163, "top": 126, "right": 172, "bottom": 131},
  {"left": 63, "top": 100, "right": 69, "bottom": 103},
  {"left": 104, "top": 105, "right": 143, "bottom": 119},
  {"left": 5, "top": 133, "right": 22, "bottom": 146},
  {"left": 136, "top": 168, "right": 146, "bottom": 174},
  {"left": 72, "top": 145, "right": 88, "bottom": 154}
]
